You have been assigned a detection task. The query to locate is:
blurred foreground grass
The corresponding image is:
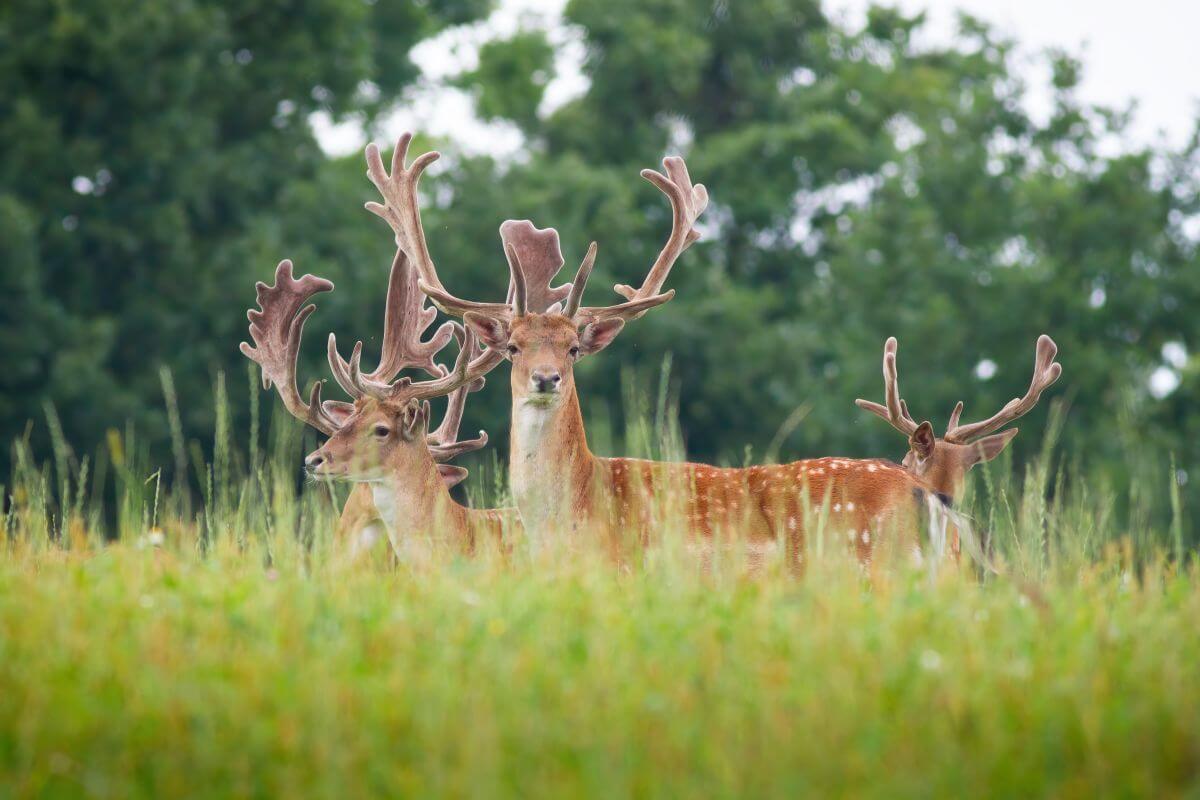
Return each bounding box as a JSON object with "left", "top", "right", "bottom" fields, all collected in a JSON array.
[
  {"left": 1, "top": 375, "right": 1198, "bottom": 798},
  {"left": 2, "top": 536, "right": 1198, "bottom": 798}
]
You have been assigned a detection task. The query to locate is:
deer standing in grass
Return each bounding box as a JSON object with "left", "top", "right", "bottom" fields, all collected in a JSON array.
[
  {"left": 856, "top": 334, "right": 1063, "bottom": 540},
  {"left": 240, "top": 251, "right": 513, "bottom": 557},
  {"left": 361, "top": 133, "right": 957, "bottom": 565}
]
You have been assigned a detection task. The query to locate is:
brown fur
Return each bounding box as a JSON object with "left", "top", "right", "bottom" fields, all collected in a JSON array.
[
  {"left": 309, "top": 396, "right": 517, "bottom": 555},
  {"left": 901, "top": 426, "right": 1019, "bottom": 500},
  {"left": 471, "top": 314, "right": 938, "bottom": 566},
  {"left": 859, "top": 335, "right": 1061, "bottom": 503}
]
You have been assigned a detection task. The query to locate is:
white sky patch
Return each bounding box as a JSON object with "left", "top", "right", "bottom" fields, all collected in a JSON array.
[
  {"left": 313, "top": 0, "right": 582, "bottom": 159},
  {"left": 834, "top": 0, "right": 1199, "bottom": 151},
  {"left": 1162, "top": 341, "right": 1188, "bottom": 370},
  {"left": 1149, "top": 366, "right": 1181, "bottom": 399},
  {"left": 789, "top": 174, "right": 880, "bottom": 245},
  {"left": 315, "top": 0, "right": 1200, "bottom": 158},
  {"left": 310, "top": 111, "right": 367, "bottom": 157},
  {"left": 995, "top": 235, "right": 1036, "bottom": 268},
  {"left": 975, "top": 358, "right": 997, "bottom": 380}
]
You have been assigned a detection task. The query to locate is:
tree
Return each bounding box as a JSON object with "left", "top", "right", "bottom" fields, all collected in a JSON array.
[
  {"left": 424, "top": 2, "right": 1199, "bottom": 516},
  {"left": 0, "top": 0, "right": 491, "bottom": 475},
  {"left": 5, "top": 0, "right": 1198, "bottom": 533}
]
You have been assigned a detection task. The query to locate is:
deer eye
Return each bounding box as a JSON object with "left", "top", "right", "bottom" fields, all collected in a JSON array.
[
  {"left": 373, "top": 425, "right": 390, "bottom": 438},
  {"left": 506, "top": 344, "right": 520, "bottom": 357},
  {"left": 568, "top": 345, "right": 581, "bottom": 359}
]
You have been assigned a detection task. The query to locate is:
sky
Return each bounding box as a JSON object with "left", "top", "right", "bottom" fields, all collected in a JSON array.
[{"left": 313, "top": 0, "right": 1200, "bottom": 157}]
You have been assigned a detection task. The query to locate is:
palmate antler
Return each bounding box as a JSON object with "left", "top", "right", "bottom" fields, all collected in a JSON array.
[
  {"left": 363, "top": 132, "right": 708, "bottom": 327},
  {"left": 240, "top": 260, "right": 342, "bottom": 435},
  {"left": 426, "top": 326, "right": 490, "bottom": 462},
  {"left": 856, "top": 335, "right": 1062, "bottom": 443},
  {"left": 325, "top": 247, "right": 455, "bottom": 399},
  {"left": 242, "top": 253, "right": 501, "bottom": 460}
]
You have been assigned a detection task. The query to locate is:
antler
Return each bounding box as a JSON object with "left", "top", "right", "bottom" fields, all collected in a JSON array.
[
  {"left": 855, "top": 337, "right": 921, "bottom": 437},
  {"left": 364, "top": 133, "right": 512, "bottom": 319},
  {"left": 373, "top": 143, "right": 707, "bottom": 328},
  {"left": 426, "top": 325, "right": 490, "bottom": 462},
  {"left": 323, "top": 275, "right": 503, "bottom": 405},
  {"left": 240, "top": 260, "right": 341, "bottom": 435},
  {"left": 571, "top": 156, "right": 709, "bottom": 324},
  {"left": 404, "top": 324, "right": 504, "bottom": 402},
  {"left": 326, "top": 248, "right": 456, "bottom": 399},
  {"left": 943, "top": 335, "right": 1062, "bottom": 443},
  {"left": 502, "top": 220, "right": 573, "bottom": 314},
  {"left": 364, "top": 133, "right": 442, "bottom": 294}
]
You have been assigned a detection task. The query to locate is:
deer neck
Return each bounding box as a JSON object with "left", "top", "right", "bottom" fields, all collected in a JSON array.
[
  {"left": 509, "top": 384, "right": 597, "bottom": 539},
  {"left": 368, "top": 455, "right": 465, "bottom": 547}
]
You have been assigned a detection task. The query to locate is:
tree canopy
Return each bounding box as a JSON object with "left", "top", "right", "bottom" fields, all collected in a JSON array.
[{"left": 2, "top": 0, "right": 1197, "bottom": 522}]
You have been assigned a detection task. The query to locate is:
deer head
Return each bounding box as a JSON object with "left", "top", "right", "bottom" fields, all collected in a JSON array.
[
  {"left": 240, "top": 253, "right": 501, "bottom": 489},
  {"left": 855, "top": 335, "right": 1062, "bottom": 498},
  {"left": 360, "top": 133, "right": 708, "bottom": 411}
]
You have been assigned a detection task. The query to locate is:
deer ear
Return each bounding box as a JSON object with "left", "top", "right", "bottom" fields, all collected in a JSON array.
[
  {"left": 437, "top": 464, "right": 468, "bottom": 488},
  {"left": 321, "top": 400, "right": 356, "bottom": 427},
  {"left": 579, "top": 318, "right": 625, "bottom": 356},
  {"left": 463, "top": 312, "right": 511, "bottom": 352},
  {"left": 966, "top": 429, "right": 1018, "bottom": 466},
  {"left": 910, "top": 421, "right": 936, "bottom": 461},
  {"left": 396, "top": 400, "right": 432, "bottom": 442}
]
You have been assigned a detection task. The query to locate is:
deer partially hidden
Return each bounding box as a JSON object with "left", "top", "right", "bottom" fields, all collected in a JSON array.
[
  {"left": 240, "top": 252, "right": 514, "bottom": 557},
  {"left": 856, "top": 335, "right": 1063, "bottom": 502},
  {"left": 362, "top": 133, "right": 959, "bottom": 566}
]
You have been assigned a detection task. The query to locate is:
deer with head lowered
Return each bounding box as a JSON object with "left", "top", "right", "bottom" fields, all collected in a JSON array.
[
  {"left": 240, "top": 250, "right": 513, "bottom": 557},
  {"left": 857, "top": 335, "right": 1063, "bottom": 502},
  {"left": 362, "top": 133, "right": 963, "bottom": 566}
]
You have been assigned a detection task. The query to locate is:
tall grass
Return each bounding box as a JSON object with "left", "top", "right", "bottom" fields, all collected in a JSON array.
[{"left": 1, "top": 371, "right": 1197, "bottom": 797}]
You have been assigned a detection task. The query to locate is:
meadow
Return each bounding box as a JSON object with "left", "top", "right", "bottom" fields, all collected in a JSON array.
[{"left": 1, "top": 377, "right": 1198, "bottom": 799}]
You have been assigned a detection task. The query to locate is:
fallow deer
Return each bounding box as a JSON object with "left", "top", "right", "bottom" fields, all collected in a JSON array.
[
  {"left": 240, "top": 254, "right": 514, "bottom": 557},
  {"left": 854, "top": 335, "right": 1062, "bottom": 561},
  {"left": 856, "top": 335, "right": 1062, "bottom": 502},
  {"left": 361, "top": 133, "right": 956, "bottom": 566}
]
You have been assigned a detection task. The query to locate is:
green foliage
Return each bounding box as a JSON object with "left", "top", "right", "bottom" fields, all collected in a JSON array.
[
  {"left": 0, "top": 0, "right": 493, "bottom": 476},
  {"left": 1, "top": 405, "right": 1199, "bottom": 797},
  {"left": 2, "top": 0, "right": 1198, "bottom": 535},
  {"left": 461, "top": 30, "right": 556, "bottom": 132},
  {"left": 4, "top": 545, "right": 1200, "bottom": 798},
  {"left": 423, "top": 1, "right": 1200, "bottom": 525}
]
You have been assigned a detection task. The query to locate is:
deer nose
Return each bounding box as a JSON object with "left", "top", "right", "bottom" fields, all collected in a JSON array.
[
  {"left": 530, "top": 370, "right": 561, "bottom": 393},
  {"left": 304, "top": 450, "right": 328, "bottom": 471}
]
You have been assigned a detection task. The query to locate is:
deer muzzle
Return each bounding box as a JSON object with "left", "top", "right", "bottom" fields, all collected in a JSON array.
[{"left": 529, "top": 369, "right": 561, "bottom": 396}]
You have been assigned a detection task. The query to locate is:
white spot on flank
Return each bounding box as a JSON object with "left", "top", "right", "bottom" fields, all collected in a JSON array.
[
  {"left": 861, "top": 530, "right": 870, "bottom": 544},
  {"left": 788, "top": 516, "right": 797, "bottom": 531},
  {"left": 833, "top": 503, "right": 842, "bottom": 512},
  {"left": 811, "top": 469, "right": 823, "bottom": 476},
  {"left": 867, "top": 464, "right": 878, "bottom": 472},
  {"left": 352, "top": 523, "right": 385, "bottom": 556},
  {"left": 846, "top": 502, "right": 855, "bottom": 512}
]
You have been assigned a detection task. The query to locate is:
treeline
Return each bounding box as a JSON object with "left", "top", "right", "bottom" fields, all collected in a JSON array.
[{"left": 2, "top": 0, "right": 1197, "bottom": 528}]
